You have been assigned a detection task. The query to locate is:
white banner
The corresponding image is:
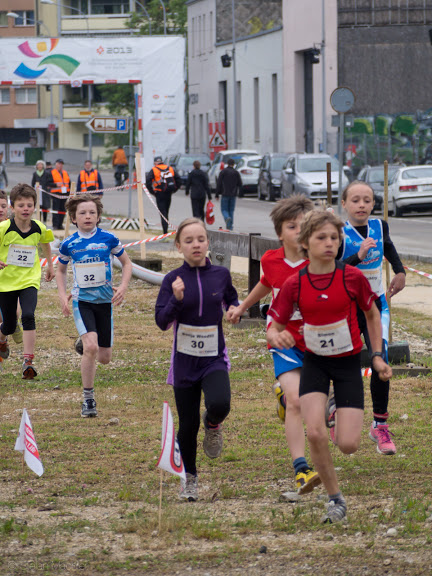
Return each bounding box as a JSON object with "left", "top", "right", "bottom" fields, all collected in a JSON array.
[
  {"left": 14, "top": 408, "right": 44, "bottom": 477},
  {"left": 157, "top": 402, "right": 186, "bottom": 481}
]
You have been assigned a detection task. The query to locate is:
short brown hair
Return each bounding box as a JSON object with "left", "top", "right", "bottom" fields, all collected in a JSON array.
[
  {"left": 0, "top": 190, "right": 7, "bottom": 201},
  {"left": 270, "top": 194, "right": 315, "bottom": 236},
  {"left": 10, "top": 184, "right": 37, "bottom": 207},
  {"left": 65, "top": 194, "right": 103, "bottom": 223},
  {"left": 342, "top": 180, "right": 374, "bottom": 202},
  {"left": 193, "top": 160, "right": 201, "bottom": 170},
  {"left": 175, "top": 217, "right": 207, "bottom": 243},
  {"left": 298, "top": 209, "right": 344, "bottom": 258}
]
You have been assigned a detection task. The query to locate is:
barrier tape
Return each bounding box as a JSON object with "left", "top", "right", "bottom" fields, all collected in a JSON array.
[
  {"left": 403, "top": 265, "right": 432, "bottom": 280},
  {"left": 140, "top": 181, "right": 176, "bottom": 230},
  {"left": 39, "top": 182, "right": 133, "bottom": 200},
  {"left": 362, "top": 367, "right": 372, "bottom": 378}
]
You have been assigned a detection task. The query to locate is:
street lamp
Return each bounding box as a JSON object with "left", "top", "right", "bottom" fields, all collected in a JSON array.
[
  {"left": 40, "top": 0, "right": 90, "bottom": 36},
  {"left": 132, "top": 0, "right": 152, "bottom": 36},
  {"left": 7, "top": 12, "right": 52, "bottom": 36},
  {"left": 159, "top": 0, "right": 166, "bottom": 35}
]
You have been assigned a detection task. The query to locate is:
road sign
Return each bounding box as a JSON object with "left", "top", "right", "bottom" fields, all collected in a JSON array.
[
  {"left": 85, "top": 116, "right": 129, "bottom": 133},
  {"left": 330, "top": 87, "right": 355, "bottom": 114},
  {"left": 47, "top": 123, "right": 56, "bottom": 133},
  {"left": 209, "top": 129, "right": 226, "bottom": 148}
]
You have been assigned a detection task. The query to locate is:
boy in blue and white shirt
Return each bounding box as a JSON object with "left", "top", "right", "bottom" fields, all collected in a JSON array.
[{"left": 56, "top": 194, "right": 132, "bottom": 418}]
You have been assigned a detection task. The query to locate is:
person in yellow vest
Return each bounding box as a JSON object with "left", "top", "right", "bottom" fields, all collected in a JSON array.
[
  {"left": 77, "top": 160, "right": 104, "bottom": 196},
  {"left": 146, "top": 156, "right": 181, "bottom": 234},
  {"left": 46, "top": 159, "right": 70, "bottom": 230}
]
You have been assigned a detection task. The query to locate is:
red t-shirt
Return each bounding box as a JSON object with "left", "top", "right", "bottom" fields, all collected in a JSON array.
[
  {"left": 268, "top": 262, "right": 378, "bottom": 357},
  {"left": 261, "top": 246, "right": 308, "bottom": 350}
]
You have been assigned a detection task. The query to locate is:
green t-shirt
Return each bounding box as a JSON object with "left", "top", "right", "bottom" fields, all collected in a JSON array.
[{"left": 0, "top": 218, "right": 54, "bottom": 291}]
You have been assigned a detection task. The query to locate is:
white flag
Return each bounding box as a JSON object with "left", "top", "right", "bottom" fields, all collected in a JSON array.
[
  {"left": 14, "top": 409, "right": 44, "bottom": 477},
  {"left": 157, "top": 402, "right": 186, "bottom": 481}
]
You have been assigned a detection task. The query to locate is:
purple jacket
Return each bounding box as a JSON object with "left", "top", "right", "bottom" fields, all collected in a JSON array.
[{"left": 155, "top": 258, "right": 239, "bottom": 387}]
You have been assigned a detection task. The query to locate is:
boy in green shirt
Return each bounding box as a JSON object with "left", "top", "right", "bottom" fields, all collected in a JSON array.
[{"left": 0, "top": 184, "right": 55, "bottom": 378}]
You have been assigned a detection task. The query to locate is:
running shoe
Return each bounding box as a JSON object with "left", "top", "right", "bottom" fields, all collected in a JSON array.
[
  {"left": 0, "top": 340, "right": 10, "bottom": 359},
  {"left": 272, "top": 382, "right": 286, "bottom": 422},
  {"left": 296, "top": 468, "right": 322, "bottom": 495},
  {"left": 179, "top": 473, "right": 198, "bottom": 502},
  {"left": 75, "top": 337, "right": 84, "bottom": 356},
  {"left": 22, "top": 359, "right": 37, "bottom": 380},
  {"left": 12, "top": 322, "right": 23, "bottom": 344},
  {"left": 202, "top": 411, "right": 223, "bottom": 458},
  {"left": 369, "top": 423, "right": 396, "bottom": 455},
  {"left": 325, "top": 388, "right": 337, "bottom": 445},
  {"left": 322, "top": 498, "right": 347, "bottom": 524},
  {"left": 81, "top": 399, "right": 97, "bottom": 418}
]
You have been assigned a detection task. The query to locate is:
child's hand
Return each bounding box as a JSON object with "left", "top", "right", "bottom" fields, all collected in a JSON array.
[
  {"left": 60, "top": 294, "right": 72, "bottom": 317},
  {"left": 267, "top": 328, "right": 295, "bottom": 350},
  {"left": 387, "top": 272, "right": 405, "bottom": 298},
  {"left": 45, "top": 264, "right": 55, "bottom": 282},
  {"left": 372, "top": 356, "right": 392, "bottom": 381},
  {"left": 112, "top": 285, "right": 127, "bottom": 306},
  {"left": 358, "top": 238, "right": 377, "bottom": 261},
  {"left": 226, "top": 305, "right": 243, "bottom": 324},
  {"left": 0, "top": 260, "right": 7, "bottom": 270},
  {"left": 172, "top": 276, "right": 185, "bottom": 301}
]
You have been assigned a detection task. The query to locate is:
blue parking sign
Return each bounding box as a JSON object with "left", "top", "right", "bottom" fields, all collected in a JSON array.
[{"left": 117, "top": 119, "right": 127, "bottom": 132}]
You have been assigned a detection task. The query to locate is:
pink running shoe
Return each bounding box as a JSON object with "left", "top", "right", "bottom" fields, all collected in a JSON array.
[{"left": 369, "top": 423, "right": 396, "bottom": 455}]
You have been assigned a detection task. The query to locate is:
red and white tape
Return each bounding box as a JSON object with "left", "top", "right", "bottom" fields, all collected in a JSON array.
[
  {"left": 403, "top": 265, "right": 432, "bottom": 280},
  {"left": 362, "top": 367, "right": 372, "bottom": 378}
]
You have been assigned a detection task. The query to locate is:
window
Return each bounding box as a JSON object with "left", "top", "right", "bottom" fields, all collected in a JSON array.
[
  {"left": 84, "top": 133, "right": 105, "bottom": 146},
  {"left": 254, "top": 77, "right": 260, "bottom": 142},
  {"left": 202, "top": 14, "right": 206, "bottom": 53},
  {"left": 0, "top": 89, "right": 10, "bottom": 105},
  {"left": 198, "top": 15, "right": 201, "bottom": 55},
  {"left": 67, "top": 0, "right": 128, "bottom": 16},
  {"left": 272, "top": 74, "right": 278, "bottom": 152},
  {"left": 16, "top": 88, "right": 37, "bottom": 104},
  {"left": 191, "top": 17, "right": 195, "bottom": 57},
  {"left": 0, "top": 12, "right": 8, "bottom": 26},
  {"left": 11, "top": 11, "right": 35, "bottom": 26}
]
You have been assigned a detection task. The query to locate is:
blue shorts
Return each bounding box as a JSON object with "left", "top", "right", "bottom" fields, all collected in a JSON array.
[{"left": 271, "top": 346, "right": 304, "bottom": 379}]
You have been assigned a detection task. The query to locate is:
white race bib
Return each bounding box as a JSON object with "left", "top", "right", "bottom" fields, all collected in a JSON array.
[
  {"left": 61, "top": 186, "right": 67, "bottom": 194},
  {"left": 177, "top": 323, "right": 218, "bottom": 357},
  {"left": 304, "top": 318, "right": 353, "bottom": 356},
  {"left": 75, "top": 261, "right": 106, "bottom": 288},
  {"left": 7, "top": 245, "right": 36, "bottom": 267},
  {"left": 362, "top": 267, "right": 382, "bottom": 295}
]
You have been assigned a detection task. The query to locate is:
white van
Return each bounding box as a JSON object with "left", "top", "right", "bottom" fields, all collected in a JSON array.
[{"left": 208, "top": 149, "right": 259, "bottom": 191}]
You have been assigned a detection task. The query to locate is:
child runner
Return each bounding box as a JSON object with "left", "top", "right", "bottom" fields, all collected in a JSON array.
[
  {"left": 155, "top": 217, "right": 239, "bottom": 502},
  {"left": 227, "top": 196, "right": 321, "bottom": 496},
  {"left": 334, "top": 181, "right": 405, "bottom": 455},
  {"left": 56, "top": 194, "right": 132, "bottom": 418},
  {"left": 0, "top": 184, "right": 55, "bottom": 378},
  {"left": 267, "top": 210, "right": 392, "bottom": 523}
]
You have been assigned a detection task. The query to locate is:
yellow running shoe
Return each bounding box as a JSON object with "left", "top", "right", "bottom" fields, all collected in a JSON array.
[
  {"left": 12, "top": 322, "right": 23, "bottom": 344},
  {"left": 296, "top": 468, "right": 322, "bottom": 495},
  {"left": 272, "top": 382, "right": 286, "bottom": 422}
]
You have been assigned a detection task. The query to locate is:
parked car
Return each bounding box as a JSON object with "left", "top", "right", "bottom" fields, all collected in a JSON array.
[
  {"left": 280, "top": 153, "right": 349, "bottom": 202},
  {"left": 208, "top": 149, "right": 259, "bottom": 191},
  {"left": 357, "top": 164, "right": 402, "bottom": 212},
  {"left": 257, "top": 152, "right": 292, "bottom": 201},
  {"left": 235, "top": 155, "right": 262, "bottom": 196},
  {"left": 388, "top": 165, "right": 432, "bottom": 216},
  {"left": 166, "top": 153, "right": 211, "bottom": 186}
]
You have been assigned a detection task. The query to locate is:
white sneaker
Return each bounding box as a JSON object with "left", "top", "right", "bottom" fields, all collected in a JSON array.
[{"left": 179, "top": 473, "right": 198, "bottom": 501}]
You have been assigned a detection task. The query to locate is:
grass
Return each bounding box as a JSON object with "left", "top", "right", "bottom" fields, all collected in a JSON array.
[{"left": 1, "top": 252, "right": 432, "bottom": 575}]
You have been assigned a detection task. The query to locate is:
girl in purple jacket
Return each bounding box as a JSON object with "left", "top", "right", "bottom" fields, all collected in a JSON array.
[{"left": 155, "top": 218, "right": 239, "bottom": 501}]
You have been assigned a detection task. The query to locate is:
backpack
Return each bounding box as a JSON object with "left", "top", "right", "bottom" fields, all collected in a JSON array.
[{"left": 156, "top": 166, "right": 177, "bottom": 194}]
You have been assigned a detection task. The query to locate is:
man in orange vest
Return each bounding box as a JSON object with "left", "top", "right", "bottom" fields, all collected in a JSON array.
[
  {"left": 145, "top": 156, "right": 181, "bottom": 234},
  {"left": 77, "top": 160, "right": 104, "bottom": 196},
  {"left": 46, "top": 159, "right": 70, "bottom": 230},
  {"left": 112, "top": 146, "right": 128, "bottom": 187}
]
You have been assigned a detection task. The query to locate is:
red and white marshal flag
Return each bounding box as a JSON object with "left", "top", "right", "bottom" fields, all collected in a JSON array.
[
  {"left": 157, "top": 402, "right": 186, "bottom": 481},
  {"left": 14, "top": 408, "right": 44, "bottom": 477}
]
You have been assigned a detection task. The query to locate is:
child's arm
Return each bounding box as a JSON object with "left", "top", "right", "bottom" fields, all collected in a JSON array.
[
  {"left": 112, "top": 252, "right": 132, "bottom": 306},
  {"left": 226, "top": 281, "right": 271, "bottom": 324},
  {"left": 155, "top": 275, "right": 184, "bottom": 331},
  {"left": 266, "top": 320, "right": 296, "bottom": 350},
  {"left": 364, "top": 303, "right": 392, "bottom": 381},
  {"left": 56, "top": 261, "right": 71, "bottom": 317},
  {"left": 41, "top": 242, "right": 55, "bottom": 282},
  {"left": 383, "top": 220, "right": 406, "bottom": 298}
]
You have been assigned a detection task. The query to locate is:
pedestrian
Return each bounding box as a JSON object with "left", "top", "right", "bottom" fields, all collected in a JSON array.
[
  {"left": 267, "top": 210, "right": 392, "bottom": 523},
  {"left": 0, "top": 183, "right": 55, "bottom": 379},
  {"left": 185, "top": 160, "right": 212, "bottom": 221},
  {"left": 146, "top": 156, "right": 181, "bottom": 234},
  {"left": 56, "top": 193, "right": 132, "bottom": 418},
  {"left": 227, "top": 195, "right": 321, "bottom": 496},
  {"left": 112, "top": 146, "right": 128, "bottom": 187},
  {"left": 335, "top": 180, "right": 405, "bottom": 455},
  {"left": 77, "top": 159, "right": 104, "bottom": 195},
  {"left": 45, "top": 159, "right": 70, "bottom": 230},
  {"left": 215, "top": 158, "right": 242, "bottom": 230},
  {"left": 0, "top": 151, "right": 8, "bottom": 191},
  {"left": 31, "top": 160, "right": 49, "bottom": 224},
  {"left": 155, "top": 218, "right": 239, "bottom": 501}
]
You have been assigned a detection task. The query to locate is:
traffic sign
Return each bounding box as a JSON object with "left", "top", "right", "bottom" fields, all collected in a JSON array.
[
  {"left": 209, "top": 129, "right": 226, "bottom": 148},
  {"left": 85, "top": 116, "right": 129, "bottom": 133},
  {"left": 47, "top": 123, "right": 56, "bottom": 133},
  {"left": 330, "top": 87, "right": 355, "bottom": 114}
]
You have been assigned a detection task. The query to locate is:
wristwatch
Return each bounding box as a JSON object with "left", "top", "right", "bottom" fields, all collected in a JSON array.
[{"left": 371, "top": 351, "right": 383, "bottom": 360}]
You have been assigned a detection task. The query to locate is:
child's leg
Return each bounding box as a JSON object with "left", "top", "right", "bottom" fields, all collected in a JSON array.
[
  {"left": 279, "top": 369, "right": 304, "bottom": 460},
  {"left": 81, "top": 331, "right": 99, "bottom": 388},
  {"left": 0, "top": 291, "right": 19, "bottom": 339},
  {"left": 19, "top": 287, "right": 37, "bottom": 356},
  {"left": 174, "top": 382, "right": 202, "bottom": 475},
  {"left": 201, "top": 370, "right": 231, "bottom": 426}
]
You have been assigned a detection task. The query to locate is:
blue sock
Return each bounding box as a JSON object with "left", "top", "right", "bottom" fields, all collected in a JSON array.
[{"left": 293, "top": 457, "right": 308, "bottom": 474}]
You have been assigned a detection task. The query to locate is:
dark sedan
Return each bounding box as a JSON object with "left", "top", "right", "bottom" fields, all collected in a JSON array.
[
  {"left": 168, "top": 153, "right": 211, "bottom": 187},
  {"left": 257, "top": 153, "right": 292, "bottom": 201},
  {"left": 357, "top": 165, "right": 402, "bottom": 212}
]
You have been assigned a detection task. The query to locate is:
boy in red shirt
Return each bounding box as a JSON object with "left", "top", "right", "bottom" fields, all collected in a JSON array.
[
  {"left": 267, "top": 210, "right": 391, "bottom": 523},
  {"left": 228, "top": 196, "right": 320, "bottom": 496}
]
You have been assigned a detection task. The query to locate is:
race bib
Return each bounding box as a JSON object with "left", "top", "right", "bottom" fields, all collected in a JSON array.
[
  {"left": 61, "top": 186, "right": 67, "bottom": 194},
  {"left": 75, "top": 261, "right": 106, "bottom": 288},
  {"left": 362, "top": 267, "right": 382, "bottom": 295},
  {"left": 7, "top": 245, "right": 36, "bottom": 267},
  {"left": 176, "top": 324, "right": 218, "bottom": 357},
  {"left": 304, "top": 318, "right": 353, "bottom": 356}
]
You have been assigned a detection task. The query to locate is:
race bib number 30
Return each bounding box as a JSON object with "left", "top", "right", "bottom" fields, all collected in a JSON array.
[
  {"left": 7, "top": 245, "right": 36, "bottom": 267},
  {"left": 304, "top": 318, "right": 353, "bottom": 356},
  {"left": 177, "top": 323, "right": 218, "bottom": 357},
  {"left": 75, "top": 261, "right": 106, "bottom": 288}
]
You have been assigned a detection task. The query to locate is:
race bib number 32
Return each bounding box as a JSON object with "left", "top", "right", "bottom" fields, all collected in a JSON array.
[
  {"left": 7, "top": 245, "right": 36, "bottom": 267},
  {"left": 75, "top": 261, "right": 106, "bottom": 288},
  {"left": 177, "top": 323, "right": 218, "bottom": 357}
]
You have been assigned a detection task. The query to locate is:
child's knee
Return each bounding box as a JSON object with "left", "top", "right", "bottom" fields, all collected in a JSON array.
[{"left": 21, "top": 314, "right": 35, "bottom": 331}]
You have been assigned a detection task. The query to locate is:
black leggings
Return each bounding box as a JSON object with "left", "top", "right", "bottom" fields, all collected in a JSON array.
[
  {"left": 155, "top": 193, "right": 172, "bottom": 234},
  {"left": 174, "top": 370, "right": 231, "bottom": 475},
  {"left": 0, "top": 287, "right": 38, "bottom": 334}
]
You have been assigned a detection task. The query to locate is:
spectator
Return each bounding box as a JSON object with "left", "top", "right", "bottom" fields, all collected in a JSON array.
[
  {"left": 146, "top": 156, "right": 181, "bottom": 234},
  {"left": 45, "top": 159, "right": 70, "bottom": 230},
  {"left": 77, "top": 160, "right": 104, "bottom": 195},
  {"left": 0, "top": 152, "right": 8, "bottom": 191},
  {"left": 216, "top": 158, "right": 242, "bottom": 230},
  {"left": 185, "top": 160, "right": 212, "bottom": 221},
  {"left": 31, "top": 160, "right": 49, "bottom": 224},
  {"left": 112, "top": 146, "right": 128, "bottom": 187}
]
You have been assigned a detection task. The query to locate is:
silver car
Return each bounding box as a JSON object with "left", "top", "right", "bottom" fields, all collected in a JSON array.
[
  {"left": 388, "top": 165, "right": 432, "bottom": 217},
  {"left": 281, "top": 153, "right": 348, "bottom": 202}
]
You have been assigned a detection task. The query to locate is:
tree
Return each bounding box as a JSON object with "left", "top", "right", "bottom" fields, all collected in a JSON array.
[{"left": 126, "top": 0, "right": 187, "bottom": 36}]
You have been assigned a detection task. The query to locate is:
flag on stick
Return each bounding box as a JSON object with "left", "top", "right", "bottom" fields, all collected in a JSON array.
[
  {"left": 157, "top": 402, "right": 186, "bottom": 481},
  {"left": 14, "top": 409, "right": 44, "bottom": 477}
]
